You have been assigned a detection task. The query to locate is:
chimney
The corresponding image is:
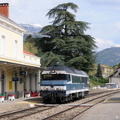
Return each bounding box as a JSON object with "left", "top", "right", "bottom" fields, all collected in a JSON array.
[{"left": 0, "top": 3, "right": 9, "bottom": 17}]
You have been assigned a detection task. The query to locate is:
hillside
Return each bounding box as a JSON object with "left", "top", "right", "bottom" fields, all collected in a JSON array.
[
  {"left": 96, "top": 47, "right": 120, "bottom": 66},
  {"left": 19, "top": 23, "right": 42, "bottom": 38}
]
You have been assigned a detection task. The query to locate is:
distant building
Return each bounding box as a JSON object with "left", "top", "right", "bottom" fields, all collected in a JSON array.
[
  {"left": 0, "top": 3, "right": 41, "bottom": 99},
  {"left": 100, "top": 65, "right": 113, "bottom": 78},
  {"left": 109, "top": 67, "right": 120, "bottom": 88}
]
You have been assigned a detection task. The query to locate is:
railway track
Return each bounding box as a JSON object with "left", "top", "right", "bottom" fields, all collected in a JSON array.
[
  {"left": 0, "top": 89, "right": 119, "bottom": 120},
  {"left": 0, "top": 105, "right": 55, "bottom": 120},
  {"left": 42, "top": 90, "right": 120, "bottom": 120}
]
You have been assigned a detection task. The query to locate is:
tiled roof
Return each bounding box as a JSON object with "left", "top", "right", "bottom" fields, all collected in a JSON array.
[{"left": 23, "top": 50, "right": 36, "bottom": 56}]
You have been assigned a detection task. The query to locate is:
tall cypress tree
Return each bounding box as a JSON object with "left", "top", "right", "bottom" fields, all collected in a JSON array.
[
  {"left": 96, "top": 63, "right": 103, "bottom": 78},
  {"left": 29, "top": 2, "right": 96, "bottom": 72}
]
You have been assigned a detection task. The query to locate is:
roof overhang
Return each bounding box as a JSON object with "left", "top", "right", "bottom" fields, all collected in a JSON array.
[{"left": 0, "top": 61, "right": 42, "bottom": 73}]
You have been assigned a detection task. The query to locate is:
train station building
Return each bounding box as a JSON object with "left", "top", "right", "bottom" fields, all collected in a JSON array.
[{"left": 0, "top": 3, "right": 41, "bottom": 99}]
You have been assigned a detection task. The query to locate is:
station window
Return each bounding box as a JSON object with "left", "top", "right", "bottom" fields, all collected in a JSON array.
[
  {"left": 15, "top": 40, "right": 18, "bottom": 58},
  {"left": 1, "top": 35, "right": 6, "bottom": 55}
]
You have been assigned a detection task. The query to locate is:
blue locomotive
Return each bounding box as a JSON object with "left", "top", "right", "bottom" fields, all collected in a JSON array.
[{"left": 40, "top": 65, "right": 90, "bottom": 103}]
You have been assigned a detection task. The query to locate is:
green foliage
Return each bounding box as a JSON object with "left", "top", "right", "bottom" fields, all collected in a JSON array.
[
  {"left": 99, "top": 78, "right": 109, "bottom": 84},
  {"left": 90, "top": 79, "right": 103, "bottom": 86},
  {"left": 24, "top": 42, "right": 38, "bottom": 54},
  {"left": 26, "top": 2, "right": 96, "bottom": 72},
  {"left": 90, "top": 75, "right": 99, "bottom": 81},
  {"left": 90, "top": 75, "right": 109, "bottom": 87},
  {"left": 96, "top": 63, "right": 103, "bottom": 78},
  {"left": 38, "top": 52, "right": 65, "bottom": 67},
  {"left": 24, "top": 35, "right": 38, "bottom": 54},
  {"left": 113, "top": 62, "right": 120, "bottom": 68}
]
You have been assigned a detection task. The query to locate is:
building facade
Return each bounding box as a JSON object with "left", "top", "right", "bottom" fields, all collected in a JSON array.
[
  {"left": 109, "top": 67, "right": 120, "bottom": 88},
  {"left": 100, "top": 65, "right": 113, "bottom": 78},
  {"left": 0, "top": 3, "right": 41, "bottom": 99}
]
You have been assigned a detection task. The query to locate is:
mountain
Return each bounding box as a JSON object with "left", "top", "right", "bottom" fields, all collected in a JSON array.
[
  {"left": 20, "top": 23, "right": 42, "bottom": 33},
  {"left": 96, "top": 47, "right": 120, "bottom": 66},
  {"left": 19, "top": 23, "right": 42, "bottom": 38}
]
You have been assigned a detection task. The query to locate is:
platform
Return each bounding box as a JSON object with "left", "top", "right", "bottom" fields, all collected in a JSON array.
[
  {"left": 0, "top": 97, "right": 42, "bottom": 113},
  {"left": 75, "top": 93, "right": 120, "bottom": 120},
  {"left": 104, "top": 97, "right": 120, "bottom": 103}
]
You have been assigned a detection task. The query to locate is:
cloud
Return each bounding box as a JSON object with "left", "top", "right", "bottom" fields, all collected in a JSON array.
[{"left": 95, "top": 38, "right": 120, "bottom": 51}]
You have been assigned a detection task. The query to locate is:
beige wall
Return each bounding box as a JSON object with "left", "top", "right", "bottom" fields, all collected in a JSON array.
[
  {"left": 7, "top": 71, "right": 14, "bottom": 92},
  {"left": 0, "top": 26, "right": 23, "bottom": 60},
  {"left": 23, "top": 54, "right": 40, "bottom": 67}
]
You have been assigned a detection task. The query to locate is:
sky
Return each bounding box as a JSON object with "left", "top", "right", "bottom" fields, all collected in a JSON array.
[{"left": 1, "top": 0, "right": 120, "bottom": 51}]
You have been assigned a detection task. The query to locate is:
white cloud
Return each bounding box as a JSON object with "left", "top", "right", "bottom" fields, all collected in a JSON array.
[{"left": 95, "top": 38, "right": 120, "bottom": 51}]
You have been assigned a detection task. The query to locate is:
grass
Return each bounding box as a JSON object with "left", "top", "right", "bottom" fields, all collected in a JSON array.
[
  {"left": 90, "top": 79, "right": 103, "bottom": 86},
  {"left": 90, "top": 76, "right": 109, "bottom": 88}
]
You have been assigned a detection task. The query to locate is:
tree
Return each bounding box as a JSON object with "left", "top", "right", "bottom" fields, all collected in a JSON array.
[
  {"left": 24, "top": 35, "right": 38, "bottom": 55},
  {"left": 29, "top": 2, "right": 96, "bottom": 72},
  {"left": 96, "top": 63, "right": 103, "bottom": 78}
]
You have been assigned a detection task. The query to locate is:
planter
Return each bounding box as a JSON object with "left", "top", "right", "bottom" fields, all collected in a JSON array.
[
  {"left": 25, "top": 93, "right": 30, "bottom": 98},
  {"left": 8, "top": 95, "right": 15, "bottom": 101},
  {"left": 0, "top": 96, "right": 4, "bottom": 102},
  {"left": 31, "top": 92, "right": 39, "bottom": 97}
]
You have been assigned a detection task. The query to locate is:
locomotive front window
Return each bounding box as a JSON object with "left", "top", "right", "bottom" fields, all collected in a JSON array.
[
  {"left": 42, "top": 74, "right": 53, "bottom": 80},
  {"left": 42, "top": 74, "right": 69, "bottom": 80}
]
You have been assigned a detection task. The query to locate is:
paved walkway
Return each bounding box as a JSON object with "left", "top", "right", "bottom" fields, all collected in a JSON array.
[{"left": 75, "top": 93, "right": 120, "bottom": 120}]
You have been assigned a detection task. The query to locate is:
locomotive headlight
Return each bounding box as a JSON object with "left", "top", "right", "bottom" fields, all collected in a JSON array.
[
  {"left": 41, "top": 86, "right": 50, "bottom": 91},
  {"left": 56, "top": 86, "right": 66, "bottom": 91},
  {"left": 43, "top": 87, "right": 49, "bottom": 90},
  {"left": 45, "top": 88, "right": 49, "bottom": 90}
]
